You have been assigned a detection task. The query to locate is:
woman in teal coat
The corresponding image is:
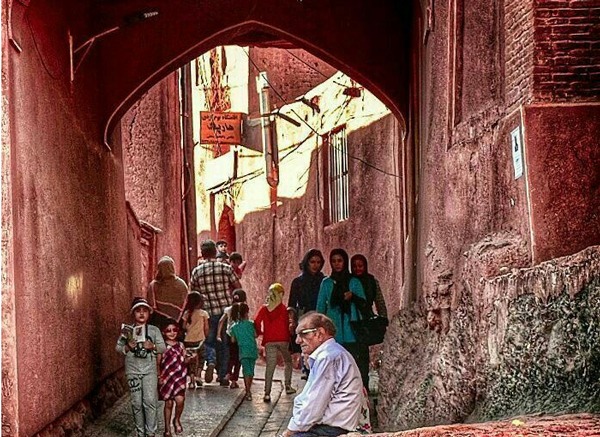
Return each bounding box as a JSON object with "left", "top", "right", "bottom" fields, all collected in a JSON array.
[{"left": 316, "top": 248, "right": 367, "bottom": 378}]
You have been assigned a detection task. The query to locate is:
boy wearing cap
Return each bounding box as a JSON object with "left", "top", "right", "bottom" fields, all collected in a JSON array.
[{"left": 116, "top": 297, "right": 166, "bottom": 437}]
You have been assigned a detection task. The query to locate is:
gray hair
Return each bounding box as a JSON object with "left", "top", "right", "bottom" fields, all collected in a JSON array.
[{"left": 300, "top": 311, "right": 336, "bottom": 337}]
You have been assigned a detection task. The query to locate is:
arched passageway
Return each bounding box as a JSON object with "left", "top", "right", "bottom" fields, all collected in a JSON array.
[{"left": 3, "top": 1, "right": 421, "bottom": 435}]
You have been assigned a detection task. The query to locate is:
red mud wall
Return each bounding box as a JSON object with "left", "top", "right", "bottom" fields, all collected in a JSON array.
[
  {"left": 120, "top": 74, "right": 184, "bottom": 283},
  {"left": 378, "top": 0, "right": 600, "bottom": 430},
  {"left": 247, "top": 47, "right": 337, "bottom": 120},
  {"left": 237, "top": 114, "right": 403, "bottom": 324},
  {"left": 2, "top": 2, "right": 158, "bottom": 435}
]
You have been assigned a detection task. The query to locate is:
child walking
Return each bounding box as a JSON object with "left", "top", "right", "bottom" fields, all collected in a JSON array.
[
  {"left": 254, "top": 283, "right": 296, "bottom": 403},
  {"left": 217, "top": 289, "right": 247, "bottom": 388},
  {"left": 229, "top": 303, "right": 258, "bottom": 401},
  {"left": 159, "top": 320, "right": 188, "bottom": 436},
  {"left": 181, "top": 291, "right": 209, "bottom": 389},
  {"left": 116, "top": 297, "right": 166, "bottom": 437}
]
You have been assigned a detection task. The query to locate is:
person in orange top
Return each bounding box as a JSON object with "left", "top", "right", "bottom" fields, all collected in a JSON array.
[{"left": 254, "top": 283, "right": 297, "bottom": 402}]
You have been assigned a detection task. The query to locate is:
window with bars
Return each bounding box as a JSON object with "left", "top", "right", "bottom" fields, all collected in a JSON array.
[{"left": 323, "top": 126, "right": 349, "bottom": 225}]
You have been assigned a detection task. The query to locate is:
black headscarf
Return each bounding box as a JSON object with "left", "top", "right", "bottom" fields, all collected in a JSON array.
[
  {"left": 351, "top": 254, "right": 377, "bottom": 306},
  {"left": 329, "top": 248, "right": 352, "bottom": 314},
  {"left": 289, "top": 249, "right": 325, "bottom": 313}
]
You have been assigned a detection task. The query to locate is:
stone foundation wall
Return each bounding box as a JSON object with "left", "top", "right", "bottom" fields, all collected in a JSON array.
[
  {"left": 33, "top": 370, "right": 127, "bottom": 437},
  {"left": 378, "top": 245, "right": 600, "bottom": 431}
]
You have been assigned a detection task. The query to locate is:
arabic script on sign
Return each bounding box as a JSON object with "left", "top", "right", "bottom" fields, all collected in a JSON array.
[{"left": 200, "top": 112, "right": 243, "bottom": 145}]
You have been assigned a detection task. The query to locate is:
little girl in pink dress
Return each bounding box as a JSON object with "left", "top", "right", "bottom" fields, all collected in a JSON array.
[{"left": 159, "top": 320, "right": 188, "bottom": 436}]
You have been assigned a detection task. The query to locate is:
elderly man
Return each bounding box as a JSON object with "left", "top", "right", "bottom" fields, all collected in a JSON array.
[
  {"left": 190, "top": 239, "right": 241, "bottom": 385},
  {"left": 280, "top": 312, "right": 363, "bottom": 437}
]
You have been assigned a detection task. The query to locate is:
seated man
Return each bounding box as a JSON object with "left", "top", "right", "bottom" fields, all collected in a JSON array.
[{"left": 280, "top": 312, "right": 363, "bottom": 437}]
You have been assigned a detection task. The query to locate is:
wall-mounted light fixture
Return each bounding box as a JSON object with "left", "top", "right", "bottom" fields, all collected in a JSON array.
[{"left": 68, "top": 10, "right": 159, "bottom": 82}]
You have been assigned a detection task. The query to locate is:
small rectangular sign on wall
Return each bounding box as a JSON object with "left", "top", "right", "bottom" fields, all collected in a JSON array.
[{"left": 511, "top": 126, "right": 523, "bottom": 180}]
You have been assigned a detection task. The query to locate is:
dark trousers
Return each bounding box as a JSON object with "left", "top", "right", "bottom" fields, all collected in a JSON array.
[
  {"left": 342, "top": 342, "right": 370, "bottom": 389},
  {"left": 291, "top": 424, "right": 350, "bottom": 436},
  {"left": 227, "top": 338, "right": 241, "bottom": 382}
]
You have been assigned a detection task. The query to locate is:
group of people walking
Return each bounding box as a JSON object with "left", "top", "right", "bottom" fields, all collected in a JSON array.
[
  {"left": 116, "top": 241, "right": 387, "bottom": 437},
  {"left": 289, "top": 248, "right": 387, "bottom": 389}
]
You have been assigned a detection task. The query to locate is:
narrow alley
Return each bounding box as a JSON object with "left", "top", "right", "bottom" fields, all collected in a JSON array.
[
  {"left": 2, "top": 1, "right": 600, "bottom": 437},
  {"left": 82, "top": 365, "right": 303, "bottom": 437}
]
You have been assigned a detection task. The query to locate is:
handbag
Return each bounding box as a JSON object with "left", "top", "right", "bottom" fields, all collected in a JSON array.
[{"left": 350, "top": 314, "right": 389, "bottom": 346}]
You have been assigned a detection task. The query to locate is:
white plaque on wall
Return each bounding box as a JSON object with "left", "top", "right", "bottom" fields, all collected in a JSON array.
[{"left": 510, "top": 126, "right": 523, "bottom": 180}]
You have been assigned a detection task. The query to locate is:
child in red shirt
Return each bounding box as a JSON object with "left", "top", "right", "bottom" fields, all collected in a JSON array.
[{"left": 254, "top": 283, "right": 296, "bottom": 402}]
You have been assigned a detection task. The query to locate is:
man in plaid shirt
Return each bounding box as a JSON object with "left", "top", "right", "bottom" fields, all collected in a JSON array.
[{"left": 190, "top": 239, "right": 241, "bottom": 385}]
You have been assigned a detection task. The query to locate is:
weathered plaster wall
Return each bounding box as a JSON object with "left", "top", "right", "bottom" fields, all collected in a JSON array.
[
  {"left": 121, "top": 74, "right": 184, "bottom": 281},
  {"left": 379, "top": 246, "right": 600, "bottom": 431},
  {"left": 236, "top": 84, "right": 403, "bottom": 326},
  {"left": 378, "top": 0, "right": 600, "bottom": 430},
  {"left": 247, "top": 47, "right": 337, "bottom": 119},
  {"left": 3, "top": 2, "right": 146, "bottom": 435}
]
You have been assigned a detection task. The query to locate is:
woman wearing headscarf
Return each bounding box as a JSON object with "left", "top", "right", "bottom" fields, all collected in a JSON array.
[
  {"left": 147, "top": 256, "right": 189, "bottom": 331},
  {"left": 351, "top": 253, "right": 388, "bottom": 389},
  {"left": 288, "top": 249, "right": 325, "bottom": 318},
  {"left": 316, "top": 248, "right": 366, "bottom": 381},
  {"left": 288, "top": 249, "right": 325, "bottom": 377}
]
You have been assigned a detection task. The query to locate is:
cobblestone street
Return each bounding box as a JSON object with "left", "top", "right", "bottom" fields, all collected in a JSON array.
[{"left": 83, "top": 364, "right": 304, "bottom": 437}]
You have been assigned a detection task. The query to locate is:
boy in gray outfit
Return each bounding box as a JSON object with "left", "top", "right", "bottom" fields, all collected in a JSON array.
[{"left": 116, "top": 297, "right": 166, "bottom": 437}]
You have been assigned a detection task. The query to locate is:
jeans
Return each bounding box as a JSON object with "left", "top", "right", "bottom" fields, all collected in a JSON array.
[
  {"left": 206, "top": 314, "right": 228, "bottom": 380},
  {"left": 290, "top": 424, "right": 350, "bottom": 436},
  {"left": 265, "top": 341, "right": 293, "bottom": 394},
  {"left": 127, "top": 373, "right": 158, "bottom": 437}
]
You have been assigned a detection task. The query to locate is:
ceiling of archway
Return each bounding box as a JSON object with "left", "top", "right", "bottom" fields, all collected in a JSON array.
[{"left": 22, "top": 0, "right": 415, "bottom": 146}]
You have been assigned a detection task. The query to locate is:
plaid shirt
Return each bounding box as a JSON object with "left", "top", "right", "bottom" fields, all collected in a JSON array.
[{"left": 190, "top": 260, "right": 239, "bottom": 316}]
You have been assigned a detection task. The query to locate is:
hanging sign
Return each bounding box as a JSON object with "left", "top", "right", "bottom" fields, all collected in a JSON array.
[{"left": 200, "top": 112, "right": 243, "bottom": 145}]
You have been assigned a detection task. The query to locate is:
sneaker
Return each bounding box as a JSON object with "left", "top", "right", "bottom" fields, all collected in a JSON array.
[
  {"left": 263, "top": 394, "right": 271, "bottom": 402},
  {"left": 285, "top": 386, "right": 297, "bottom": 394},
  {"left": 205, "top": 363, "right": 215, "bottom": 383},
  {"left": 230, "top": 381, "right": 239, "bottom": 389}
]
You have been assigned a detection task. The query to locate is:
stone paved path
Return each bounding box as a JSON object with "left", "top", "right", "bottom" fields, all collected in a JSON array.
[{"left": 82, "top": 363, "right": 304, "bottom": 437}]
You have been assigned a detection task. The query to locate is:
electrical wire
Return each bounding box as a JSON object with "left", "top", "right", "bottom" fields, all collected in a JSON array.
[{"left": 244, "top": 48, "right": 400, "bottom": 180}]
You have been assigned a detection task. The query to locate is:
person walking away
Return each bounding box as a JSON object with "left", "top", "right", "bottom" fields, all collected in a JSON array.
[
  {"left": 148, "top": 256, "right": 188, "bottom": 331},
  {"left": 190, "top": 240, "right": 241, "bottom": 386},
  {"left": 229, "top": 303, "right": 258, "bottom": 401},
  {"left": 158, "top": 320, "right": 188, "bottom": 436},
  {"left": 255, "top": 283, "right": 296, "bottom": 402},
  {"left": 316, "top": 249, "right": 366, "bottom": 379},
  {"left": 181, "top": 291, "right": 209, "bottom": 389},
  {"left": 351, "top": 253, "right": 389, "bottom": 389},
  {"left": 279, "top": 312, "right": 363, "bottom": 437},
  {"left": 116, "top": 297, "right": 166, "bottom": 437},
  {"left": 288, "top": 249, "right": 325, "bottom": 379},
  {"left": 217, "top": 288, "right": 247, "bottom": 388}
]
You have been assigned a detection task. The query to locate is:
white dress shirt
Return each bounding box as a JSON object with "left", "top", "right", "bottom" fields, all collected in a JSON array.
[{"left": 287, "top": 338, "right": 363, "bottom": 432}]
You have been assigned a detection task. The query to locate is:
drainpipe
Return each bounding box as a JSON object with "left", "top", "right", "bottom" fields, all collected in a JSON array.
[
  {"left": 256, "top": 72, "right": 279, "bottom": 282},
  {"left": 181, "top": 63, "right": 197, "bottom": 274}
]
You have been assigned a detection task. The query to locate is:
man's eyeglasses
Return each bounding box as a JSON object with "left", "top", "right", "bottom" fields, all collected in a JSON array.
[{"left": 297, "top": 328, "right": 318, "bottom": 338}]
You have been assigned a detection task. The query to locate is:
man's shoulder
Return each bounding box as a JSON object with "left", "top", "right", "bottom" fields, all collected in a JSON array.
[{"left": 314, "top": 339, "right": 347, "bottom": 360}]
